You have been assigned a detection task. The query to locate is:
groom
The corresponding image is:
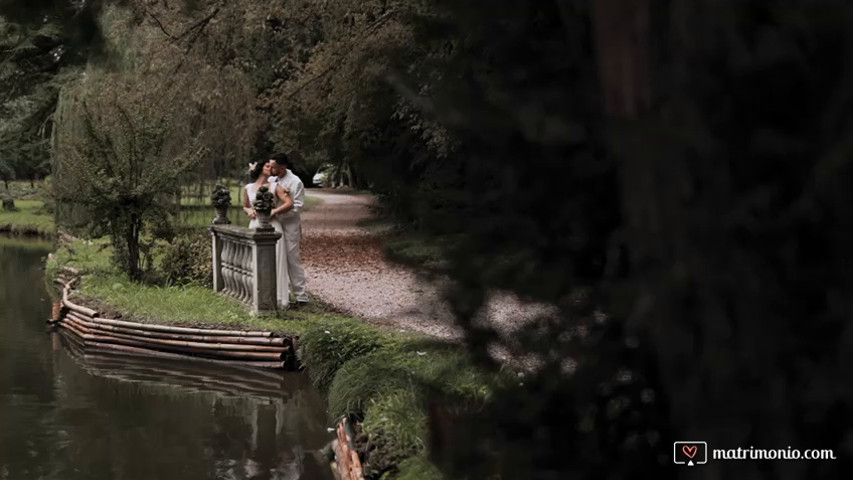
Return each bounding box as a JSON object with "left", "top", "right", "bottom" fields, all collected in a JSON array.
[{"left": 268, "top": 153, "right": 309, "bottom": 307}]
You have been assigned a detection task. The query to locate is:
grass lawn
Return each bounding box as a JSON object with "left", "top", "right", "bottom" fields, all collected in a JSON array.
[
  {"left": 0, "top": 199, "right": 55, "bottom": 236},
  {"left": 47, "top": 234, "right": 507, "bottom": 480},
  {"left": 180, "top": 183, "right": 324, "bottom": 210},
  {"left": 1, "top": 180, "right": 322, "bottom": 235},
  {"left": 179, "top": 191, "right": 323, "bottom": 229},
  {"left": 180, "top": 183, "right": 243, "bottom": 207}
]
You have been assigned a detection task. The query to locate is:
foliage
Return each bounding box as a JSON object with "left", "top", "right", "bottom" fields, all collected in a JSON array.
[
  {"left": 159, "top": 230, "right": 212, "bottom": 287},
  {"left": 326, "top": 343, "right": 510, "bottom": 478},
  {"left": 0, "top": 2, "right": 96, "bottom": 185},
  {"left": 1, "top": 194, "right": 16, "bottom": 211},
  {"left": 298, "top": 320, "right": 389, "bottom": 393},
  {"left": 52, "top": 70, "right": 206, "bottom": 280},
  {"left": 44, "top": 236, "right": 112, "bottom": 280},
  {"left": 338, "top": 2, "right": 853, "bottom": 479}
]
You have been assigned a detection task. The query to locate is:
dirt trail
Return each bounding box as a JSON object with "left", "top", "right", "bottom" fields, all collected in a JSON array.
[{"left": 301, "top": 190, "right": 554, "bottom": 339}]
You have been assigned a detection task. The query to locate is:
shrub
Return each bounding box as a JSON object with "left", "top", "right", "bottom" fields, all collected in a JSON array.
[
  {"left": 159, "top": 230, "right": 212, "bottom": 287},
  {"left": 298, "top": 321, "right": 389, "bottom": 393},
  {"left": 1, "top": 194, "right": 17, "bottom": 211}
]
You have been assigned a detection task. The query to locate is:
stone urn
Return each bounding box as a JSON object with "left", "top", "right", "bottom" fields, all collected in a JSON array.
[
  {"left": 210, "top": 184, "right": 232, "bottom": 225},
  {"left": 252, "top": 186, "right": 275, "bottom": 230}
]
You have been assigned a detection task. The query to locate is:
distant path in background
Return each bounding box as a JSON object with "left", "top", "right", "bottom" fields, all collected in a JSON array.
[{"left": 301, "top": 189, "right": 555, "bottom": 340}]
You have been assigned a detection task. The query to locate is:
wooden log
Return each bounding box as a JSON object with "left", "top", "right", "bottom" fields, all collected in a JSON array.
[
  {"left": 65, "top": 312, "right": 288, "bottom": 353},
  {"left": 72, "top": 339, "right": 292, "bottom": 378},
  {"left": 59, "top": 317, "right": 86, "bottom": 336},
  {"left": 58, "top": 320, "right": 286, "bottom": 369},
  {"left": 60, "top": 319, "right": 284, "bottom": 368},
  {"left": 75, "top": 313, "right": 275, "bottom": 338},
  {"left": 64, "top": 312, "right": 287, "bottom": 346},
  {"left": 61, "top": 316, "right": 287, "bottom": 361},
  {"left": 62, "top": 287, "right": 98, "bottom": 317}
]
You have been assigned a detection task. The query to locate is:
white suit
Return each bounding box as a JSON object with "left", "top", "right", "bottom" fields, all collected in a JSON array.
[{"left": 270, "top": 170, "right": 308, "bottom": 303}]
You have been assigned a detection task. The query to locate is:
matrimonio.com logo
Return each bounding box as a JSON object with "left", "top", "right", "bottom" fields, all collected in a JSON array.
[
  {"left": 674, "top": 441, "right": 837, "bottom": 466},
  {"left": 673, "top": 441, "right": 708, "bottom": 466}
]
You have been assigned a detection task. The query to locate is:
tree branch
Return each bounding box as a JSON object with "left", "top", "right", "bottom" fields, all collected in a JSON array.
[
  {"left": 145, "top": 8, "right": 176, "bottom": 41},
  {"left": 286, "top": 8, "right": 400, "bottom": 100}
]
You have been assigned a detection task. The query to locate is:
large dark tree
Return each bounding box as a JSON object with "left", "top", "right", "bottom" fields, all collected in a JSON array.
[{"left": 346, "top": 1, "right": 853, "bottom": 479}]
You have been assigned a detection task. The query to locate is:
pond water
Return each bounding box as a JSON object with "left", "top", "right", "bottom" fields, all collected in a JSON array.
[{"left": 0, "top": 235, "right": 334, "bottom": 480}]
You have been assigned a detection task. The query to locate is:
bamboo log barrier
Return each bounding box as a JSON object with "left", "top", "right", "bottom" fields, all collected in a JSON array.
[
  {"left": 63, "top": 316, "right": 288, "bottom": 346},
  {"left": 80, "top": 315, "right": 274, "bottom": 338},
  {"left": 65, "top": 312, "right": 288, "bottom": 353},
  {"left": 63, "top": 314, "right": 289, "bottom": 360},
  {"left": 60, "top": 332, "right": 288, "bottom": 380},
  {"left": 75, "top": 337, "right": 287, "bottom": 369},
  {"left": 55, "top": 278, "right": 274, "bottom": 337},
  {"left": 54, "top": 278, "right": 293, "bottom": 369},
  {"left": 61, "top": 318, "right": 288, "bottom": 361}
]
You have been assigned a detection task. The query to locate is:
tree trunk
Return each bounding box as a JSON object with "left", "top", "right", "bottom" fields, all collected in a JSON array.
[{"left": 125, "top": 214, "right": 142, "bottom": 281}]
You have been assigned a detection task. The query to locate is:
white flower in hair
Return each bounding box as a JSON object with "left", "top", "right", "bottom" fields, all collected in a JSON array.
[{"left": 248, "top": 162, "right": 257, "bottom": 174}]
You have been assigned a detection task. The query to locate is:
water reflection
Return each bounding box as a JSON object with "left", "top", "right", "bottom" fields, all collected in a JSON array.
[{"left": 0, "top": 236, "right": 333, "bottom": 480}]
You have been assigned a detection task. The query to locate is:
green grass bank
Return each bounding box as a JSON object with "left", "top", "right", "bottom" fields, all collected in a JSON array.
[{"left": 0, "top": 199, "right": 55, "bottom": 236}]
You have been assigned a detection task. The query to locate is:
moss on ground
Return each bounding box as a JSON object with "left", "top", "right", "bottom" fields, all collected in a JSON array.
[{"left": 47, "top": 235, "right": 507, "bottom": 480}]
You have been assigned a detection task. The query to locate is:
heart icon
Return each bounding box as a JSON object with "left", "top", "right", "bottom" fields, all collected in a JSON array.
[{"left": 682, "top": 445, "right": 697, "bottom": 459}]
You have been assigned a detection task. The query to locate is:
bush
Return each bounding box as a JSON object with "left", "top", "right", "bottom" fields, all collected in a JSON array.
[
  {"left": 159, "top": 230, "right": 212, "bottom": 287},
  {"left": 1, "top": 194, "right": 17, "bottom": 212},
  {"left": 298, "top": 321, "right": 388, "bottom": 393},
  {"left": 325, "top": 341, "right": 509, "bottom": 479}
]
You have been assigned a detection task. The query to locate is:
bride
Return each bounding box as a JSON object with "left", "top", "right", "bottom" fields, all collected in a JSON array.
[{"left": 243, "top": 161, "right": 294, "bottom": 309}]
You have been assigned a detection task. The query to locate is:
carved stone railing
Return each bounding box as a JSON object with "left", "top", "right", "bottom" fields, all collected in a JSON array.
[{"left": 210, "top": 225, "right": 281, "bottom": 316}]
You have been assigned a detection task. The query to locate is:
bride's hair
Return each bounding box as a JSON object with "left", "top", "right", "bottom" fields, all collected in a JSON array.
[{"left": 248, "top": 161, "right": 265, "bottom": 180}]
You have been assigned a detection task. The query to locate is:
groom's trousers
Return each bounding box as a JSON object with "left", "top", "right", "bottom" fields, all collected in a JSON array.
[{"left": 282, "top": 214, "right": 309, "bottom": 302}]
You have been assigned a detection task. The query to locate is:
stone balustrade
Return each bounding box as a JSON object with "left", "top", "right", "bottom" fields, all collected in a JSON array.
[{"left": 210, "top": 224, "right": 281, "bottom": 316}]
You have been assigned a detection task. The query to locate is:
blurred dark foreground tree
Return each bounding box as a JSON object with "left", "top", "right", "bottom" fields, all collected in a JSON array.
[{"left": 357, "top": 1, "right": 853, "bottom": 479}]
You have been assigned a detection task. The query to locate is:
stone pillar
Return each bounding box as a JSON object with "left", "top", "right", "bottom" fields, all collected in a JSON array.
[
  {"left": 251, "top": 227, "right": 281, "bottom": 316},
  {"left": 210, "top": 228, "right": 225, "bottom": 292}
]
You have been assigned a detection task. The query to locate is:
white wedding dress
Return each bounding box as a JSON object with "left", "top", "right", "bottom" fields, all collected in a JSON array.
[{"left": 245, "top": 182, "right": 290, "bottom": 308}]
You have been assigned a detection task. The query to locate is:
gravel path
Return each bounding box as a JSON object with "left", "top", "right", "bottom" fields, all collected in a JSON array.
[{"left": 301, "top": 190, "right": 556, "bottom": 340}]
